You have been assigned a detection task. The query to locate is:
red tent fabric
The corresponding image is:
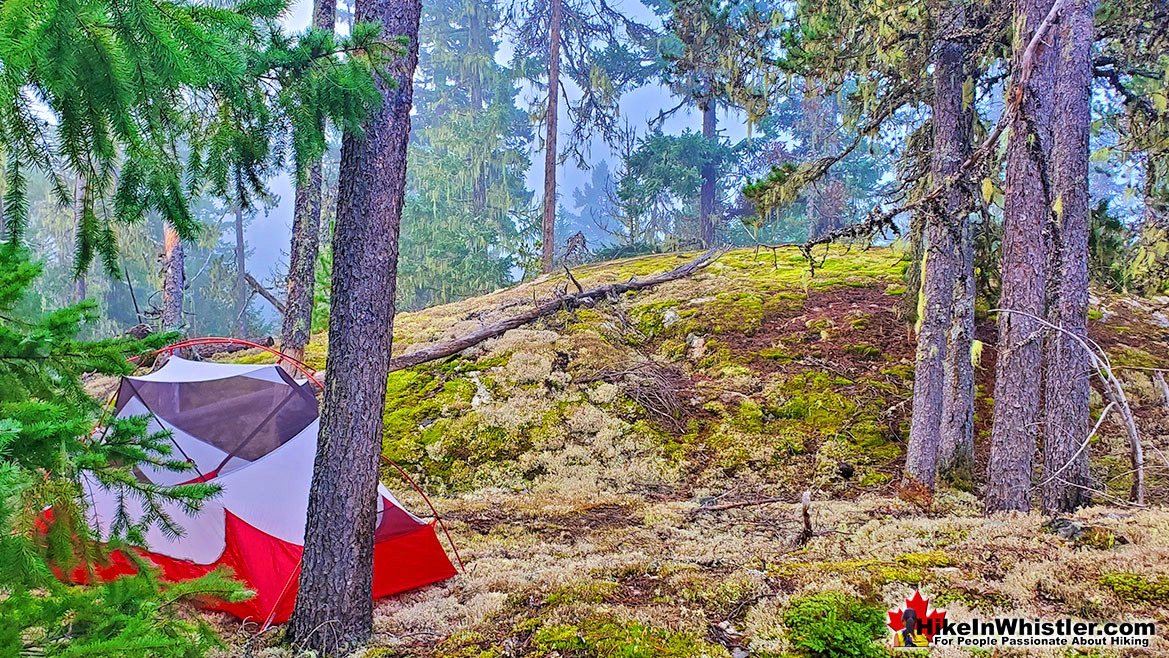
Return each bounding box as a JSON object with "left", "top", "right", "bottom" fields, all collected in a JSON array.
[{"left": 79, "top": 357, "right": 456, "bottom": 624}]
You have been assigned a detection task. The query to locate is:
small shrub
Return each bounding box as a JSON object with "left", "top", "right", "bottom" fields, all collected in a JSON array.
[{"left": 783, "top": 592, "right": 888, "bottom": 658}]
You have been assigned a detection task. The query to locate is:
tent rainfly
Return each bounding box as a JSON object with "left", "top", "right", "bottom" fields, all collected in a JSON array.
[{"left": 75, "top": 357, "right": 456, "bottom": 625}]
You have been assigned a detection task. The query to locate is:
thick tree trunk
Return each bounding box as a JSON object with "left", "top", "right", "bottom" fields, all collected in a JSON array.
[
  {"left": 986, "top": 0, "right": 1059, "bottom": 513},
  {"left": 161, "top": 222, "right": 184, "bottom": 331},
  {"left": 285, "top": 0, "right": 420, "bottom": 653},
  {"left": 281, "top": 0, "right": 337, "bottom": 364},
  {"left": 234, "top": 205, "right": 247, "bottom": 337},
  {"left": 939, "top": 214, "right": 976, "bottom": 480},
  {"left": 540, "top": 0, "right": 563, "bottom": 273},
  {"left": 1043, "top": 0, "right": 1096, "bottom": 513},
  {"left": 903, "top": 0, "right": 971, "bottom": 490},
  {"left": 699, "top": 98, "right": 717, "bottom": 247}
]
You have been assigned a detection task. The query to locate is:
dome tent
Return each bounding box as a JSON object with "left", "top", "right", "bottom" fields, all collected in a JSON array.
[{"left": 78, "top": 356, "right": 457, "bottom": 625}]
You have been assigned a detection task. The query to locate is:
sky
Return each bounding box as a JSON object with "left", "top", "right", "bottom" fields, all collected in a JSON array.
[{"left": 244, "top": 0, "right": 751, "bottom": 284}]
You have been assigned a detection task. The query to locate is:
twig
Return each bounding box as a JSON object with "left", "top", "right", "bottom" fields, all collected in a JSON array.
[
  {"left": 693, "top": 496, "right": 788, "bottom": 513},
  {"left": 1031, "top": 402, "right": 1114, "bottom": 492},
  {"left": 991, "top": 308, "right": 1144, "bottom": 505}
]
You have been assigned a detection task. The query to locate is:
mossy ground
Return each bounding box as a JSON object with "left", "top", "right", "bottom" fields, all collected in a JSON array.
[{"left": 210, "top": 247, "right": 1169, "bottom": 657}]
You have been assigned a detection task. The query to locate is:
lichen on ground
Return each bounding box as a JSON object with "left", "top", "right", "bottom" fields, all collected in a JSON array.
[{"left": 213, "top": 247, "right": 1169, "bottom": 657}]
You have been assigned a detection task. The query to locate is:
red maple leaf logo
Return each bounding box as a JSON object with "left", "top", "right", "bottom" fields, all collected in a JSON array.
[{"left": 888, "top": 590, "right": 947, "bottom": 642}]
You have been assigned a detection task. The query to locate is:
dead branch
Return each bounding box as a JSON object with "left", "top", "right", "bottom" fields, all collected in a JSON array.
[
  {"left": 1155, "top": 372, "right": 1169, "bottom": 410},
  {"left": 692, "top": 496, "right": 787, "bottom": 513},
  {"left": 385, "top": 249, "right": 724, "bottom": 373},
  {"left": 795, "top": 491, "right": 814, "bottom": 547},
  {"left": 1031, "top": 402, "right": 1114, "bottom": 492},
  {"left": 245, "top": 273, "right": 285, "bottom": 315},
  {"left": 992, "top": 308, "right": 1144, "bottom": 505}
]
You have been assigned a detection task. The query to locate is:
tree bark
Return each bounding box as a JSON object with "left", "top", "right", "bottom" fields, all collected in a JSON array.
[
  {"left": 903, "top": 0, "right": 971, "bottom": 490},
  {"left": 936, "top": 2, "right": 976, "bottom": 482},
  {"left": 285, "top": 0, "right": 420, "bottom": 652},
  {"left": 281, "top": 0, "right": 337, "bottom": 365},
  {"left": 1042, "top": 0, "right": 1097, "bottom": 513},
  {"left": 161, "top": 222, "right": 184, "bottom": 331},
  {"left": 939, "top": 209, "right": 976, "bottom": 480},
  {"left": 986, "top": 0, "right": 1059, "bottom": 513},
  {"left": 73, "top": 177, "right": 88, "bottom": 302},
  {"left": 234, "top": 205, "right": 247, "bottom": 337},
  {"left": 699, "top": 97, "right": 717, "bottom": 247},
  {"left": 540, "top": 0, "right": 563, "bottom": 273}
]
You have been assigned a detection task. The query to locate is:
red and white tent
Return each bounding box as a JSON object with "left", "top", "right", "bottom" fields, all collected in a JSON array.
[{"left": 78, "top": 357, "right": 456, "bottom": 625}]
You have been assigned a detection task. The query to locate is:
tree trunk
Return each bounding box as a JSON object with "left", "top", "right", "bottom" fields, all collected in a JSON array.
[
  {"left": 540, "top": 0, "right": 563, "bottom": 273},
  {"left": 285, "top": 0, "right": 420, "bottom": 653},
  {"left": 939, "top": 212, "right": 976, "bottom": 480},
  {"left": 234, "top": 205, "right": 247, "bottom": 337},
  {"left": 986, "top": 0, "right": 1059, "bottom": 513},
  {"left": 73, "top": 177, "right": 88, "bottom": 302},
  {"left": 1042, "top": 0, "right": 1096, "bottom": 513},
  {"left": 280, "top": 0, "right": 337, "bottom": 364},
  {"left": 469, "top": 3, "right": 488, "bottom": 213},
  {"left": 161, "top": 222, "right": 185, "bottom": 331},
  {"left": 903, "top": 0, "right": 971, "bottom": 490},
  {"left": 936, "top": 1, "right": 976, "bottom": 482},
  {"left": 699, "top": 97, "right": 717, "bottom": 247}
]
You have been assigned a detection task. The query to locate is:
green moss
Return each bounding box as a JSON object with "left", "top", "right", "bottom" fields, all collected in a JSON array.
[
  {"left": 843, "top": 343, "right": 882, "bottom": 360},
  {"left": 544, "top": 580, "right": 620, "bottom": 606},
  {"left": 658, "top": 338, "right": 688, "bottom": 360},
  {"left": 1087, "top": 308, "right": 1104, "bottom": 321},
  {"left": 758, "top": 342, "right": 796, "bottom": 362},
  {"left": 881, "top": 364, "right": 914, "bottom": 381},
  {"left": 696, "top": 292, "right": 765, "bottom": 335},
  {"left": 857, "top": 470, "right": 892, "bottom": 487},
  {"left": 1100, "top": 572, "right": 1169, "bottom": 603},
  {"left": 1110, "top": 344, "right": 1163, "bottom": 369},
  {"left": 530, "top": 615, "right": 728, "bottom": 658}
]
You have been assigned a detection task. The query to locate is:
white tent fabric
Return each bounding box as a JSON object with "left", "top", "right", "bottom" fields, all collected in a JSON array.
[{"left": 85, "top": 359, "right": 427, "bottom": 565}]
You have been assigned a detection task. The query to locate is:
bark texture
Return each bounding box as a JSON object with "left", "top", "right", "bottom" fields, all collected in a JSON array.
[
  {"left": 699, "top": 98, "right": 717, "bottom": 247},
  {"left": 161, "top": 222, "right": 184, "bottom": 331},
  {"left": 73, "top": 177, "right": 88, "bottom": 302},
  {"left": 903, "top": 0, "right": 971, "bottom": 490},
  {"left": 939, "top": 213, "right": 976, "bottom": 479},
  {"left": 986, "top": 0, "right": 1059, "bottom": 512},
  {"left": 540, "top": 0, "right": 563, "bottom": 273},
  {"left": 285, "top": 0, "right": 420, "bottom": 652},
  {"left": 281, "top": 0, "right": 337, "bottom": 363},
  {"left": 936, "top": 2, "right": 976, "bottom": 481},
  {"left": 1043, "top": 0, "right": 1097, "bottom": 512}
]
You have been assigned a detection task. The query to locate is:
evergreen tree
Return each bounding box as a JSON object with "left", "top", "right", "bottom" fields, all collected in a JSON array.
[
  {"left": 651, "top": 0, "right": 782, "bottom": 246},
  {"left": 507, "top": 0, "right": 655, "bottom": 271},
  {"left": 0, "top": 245, "right": 250, "bottom": 656}
]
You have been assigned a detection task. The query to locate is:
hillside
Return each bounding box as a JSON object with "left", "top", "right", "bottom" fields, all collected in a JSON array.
[{"left": 231, "top": 247, "right": 1169, "bottom": 657}]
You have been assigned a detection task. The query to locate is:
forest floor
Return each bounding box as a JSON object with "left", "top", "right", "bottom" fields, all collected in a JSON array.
[{"left": 219, "top": 246, "right": 1169, "bottom": 657}]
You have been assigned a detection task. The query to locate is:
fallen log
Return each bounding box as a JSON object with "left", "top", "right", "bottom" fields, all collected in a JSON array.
[
  {"left": 245, "top": 273, "right": 286, "bottom": 315},
  {"left": 192, "top": 336, "right": 275, "bottom": 359},
  {"left": 385, "top": 249, "right": 723, "bottom": 373},
  {"left": 305, "top": 250, "right": 723, "bottom": 387}
]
